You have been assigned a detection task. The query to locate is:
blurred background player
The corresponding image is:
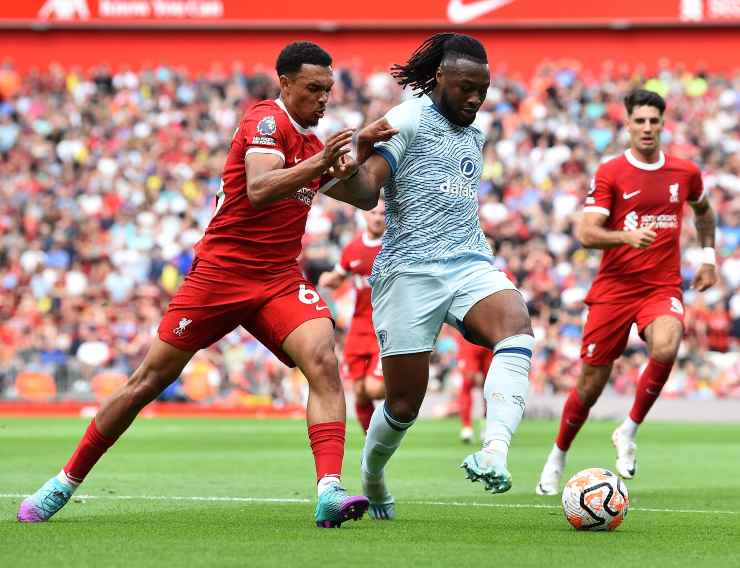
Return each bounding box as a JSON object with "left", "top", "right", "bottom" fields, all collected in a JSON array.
[
  {"left": 17, "top": 41, "right": 390, "bottom": 528},
  {"left": 456, "top": 334, "right": 492, "bottom": 443},
  {"left": 351, "top": 33, "right": 534, "bottom": 520},
  {"left": 536, "top": 89, "right": 718, "bottom": 495},
  {"left": 319, "top": 199, "right": 387, "bottom": 433}
]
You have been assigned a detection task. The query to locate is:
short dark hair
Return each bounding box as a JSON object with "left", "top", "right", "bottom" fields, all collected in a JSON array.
[
  {"left": 276, "top": 41, "right": 332, "bottom": 76},
  {"left": 624, "top": 89, "right": 666, "bottom": 115},
  {"left": 391, "top": 33, "right": 488, "bottom": 96}
]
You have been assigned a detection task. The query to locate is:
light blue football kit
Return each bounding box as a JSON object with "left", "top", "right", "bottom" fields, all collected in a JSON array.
[
  {"left": 371, "top": 96, "right": 516, "bottom": 357},
  {"left": 360, "top": 96, "right": 535, "bottom": 509}
]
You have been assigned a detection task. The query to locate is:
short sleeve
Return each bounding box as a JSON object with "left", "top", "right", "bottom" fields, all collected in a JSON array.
[
  {"left": 373, "top": 99, "right": 423, "bottom": 176},
  {"left": 583, "top": 165, "right": 613, "bottom": 217},
  {"left": 687, "top": 167, "right": 705, "bottom": 203},
  {"left": 241, "top": 108, "right": 287, "bottom": 164}
]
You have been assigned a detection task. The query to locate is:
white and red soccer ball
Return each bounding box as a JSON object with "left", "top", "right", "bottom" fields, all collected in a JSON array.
[{"left": 562, "top": 468, "right": 629, "bottom": 531}]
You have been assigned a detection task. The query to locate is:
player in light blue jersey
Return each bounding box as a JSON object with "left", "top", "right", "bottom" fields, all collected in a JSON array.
[{"left": 348, "top": 33, "right": 535, "bottom": 520}]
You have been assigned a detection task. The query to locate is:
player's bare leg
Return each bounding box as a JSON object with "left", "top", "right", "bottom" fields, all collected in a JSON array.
[
  {"left": 613, "top": 316, "right": 683, "bottom": 478},
  {"left": 459, "top": 289, "right": 533, "bottom": 494},
  {"left": 18, "top": 338, "right": 194, "bottom": 522},
  {"left": 537, "top": 363, "right": 612, "bottom": 495},
  {"left": 282, "top": 318, "right": 369, "bottom": 527},
  {"left": 361, "top": 352, "right": 429, "bottom": 520}
]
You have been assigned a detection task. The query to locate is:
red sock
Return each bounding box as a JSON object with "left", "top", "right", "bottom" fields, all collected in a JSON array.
[
  {"left": 555, "top": 389, "right": 590, "bottom": 452},
  {"left": 355, "top": 401, "right": 375, "bottom": 433},
  {"left": 307, "top": 421, "right": 345, "bottom": 481},
  {"left": 459, "top": 376, "right": 475, "bottom": 428},
  {"left": 629, "top": 358, "right": 674, "bottom": 424},
  {"left": 63, "top": 418, "right": 118, "bottom": 483}
]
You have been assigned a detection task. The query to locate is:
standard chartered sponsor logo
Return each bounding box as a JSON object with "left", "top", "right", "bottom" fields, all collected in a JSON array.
[
  {"left": 623, "top": 212, "right": 679, "bottom": 231},
  {"left": 439, "top": 178, "right": 478, "bottom": 199}
]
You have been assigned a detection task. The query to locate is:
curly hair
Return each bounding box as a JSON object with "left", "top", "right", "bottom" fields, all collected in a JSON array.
[
  {"left": 391, "top": 33, "right": 487, "bottom": 96},
  {"left": 276, "top": 41, "right": 332, "bottom": 76}
]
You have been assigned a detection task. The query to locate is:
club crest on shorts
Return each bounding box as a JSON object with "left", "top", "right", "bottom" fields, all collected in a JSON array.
[
  {"left": 377, "top": 330, "right": 388, "bottom": 349},
  {"left": 173, "top": 317, "right": 192, "bottom": 336},
  {"left": 257, "top": 116, "right": 277, "bottom": 136}
]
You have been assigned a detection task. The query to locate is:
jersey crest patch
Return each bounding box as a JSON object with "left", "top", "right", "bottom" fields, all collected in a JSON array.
[{"left": 257, "top": 115, "right": 277, "bottom": 136}]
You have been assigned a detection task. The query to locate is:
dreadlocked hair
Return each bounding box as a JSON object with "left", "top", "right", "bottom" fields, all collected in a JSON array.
[{"left": 391, "top": 33, "right": 487, "bottom": 96}]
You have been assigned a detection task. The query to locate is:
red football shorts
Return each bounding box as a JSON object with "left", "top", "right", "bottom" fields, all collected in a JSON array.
[
  {"left": 342, "top": 336, "right": 382, "bottom": 383},
  {"left": 458, "top": 341, "right": 493, "bottom": 378},
  {"left": 158, "top": 259, "right": 333, "bottom": 367},
  {"left": 581, "top": 287, "right": 685, "bottom": 365}
]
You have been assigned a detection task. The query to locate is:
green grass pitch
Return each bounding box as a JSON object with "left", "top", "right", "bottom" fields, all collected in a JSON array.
[{"left": 2, "top": 417, "right": 739, "bottom": 567}]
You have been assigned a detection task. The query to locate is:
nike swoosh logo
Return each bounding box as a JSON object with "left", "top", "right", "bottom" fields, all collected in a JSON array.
[
  {"left": 349, "top": 260, "right": 362, "bottom": 268},
  {"left": 447, "top": 0, "right": 516, "bottom": 23},
  {"left": 623, "top": 191, "right": 641, "bottom": 199},
  {"left": 315, "top": 305, "right": 330, "bottom": 312}
]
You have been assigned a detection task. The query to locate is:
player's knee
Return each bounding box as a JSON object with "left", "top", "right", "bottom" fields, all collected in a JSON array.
[
  {"left": 123, "top": 372, "right": 166, "bottom": 409},
  {"left": 385, "top": 397, "right": 419, "bottom": 423},
  {"left": 304, "top": 345, "right": 341, "bottom": 390},
  {"left": 651, "top": 340, "right": 680, "bottom": 364}
]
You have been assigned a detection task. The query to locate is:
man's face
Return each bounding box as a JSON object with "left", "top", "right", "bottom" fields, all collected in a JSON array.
[
  {"left": 280, "top": 64, "right": 334, "bottom": 127},
  {"left": 364, "top": 200, "right": 386, "bottom": 237},
  {"left": 436, "top": 57, "right": 490, "bottom": 127},
  {"left": 626, "top": 105, "right": 663, "bottom": 155}
]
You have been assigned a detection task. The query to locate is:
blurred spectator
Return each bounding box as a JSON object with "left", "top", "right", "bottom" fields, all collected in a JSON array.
[{"left": 0, "top": 58, "right": 737, "bottom": 404}]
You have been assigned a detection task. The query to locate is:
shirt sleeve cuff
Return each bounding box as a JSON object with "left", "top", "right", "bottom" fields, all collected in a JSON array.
[{"left": 583, "top": 206, "right": 610, "bottom": 216}]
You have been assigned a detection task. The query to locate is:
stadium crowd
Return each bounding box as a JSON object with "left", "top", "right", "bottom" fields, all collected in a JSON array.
[{"left": 0, "top": 57, "right": 738, "bottom": 406}]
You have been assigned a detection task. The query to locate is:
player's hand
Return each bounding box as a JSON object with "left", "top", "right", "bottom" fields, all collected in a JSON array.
[
  {"left": 318, "top": 271, "right": 342, "bottom": 290},
  {"left": 691, "top": 263, "right": 718, "bottom": 292},
  {"left": 623, "top": 223, "right": 657, "bottom": 249},
  {"left": 318, "top": 128, "right": 354, "bottom": 170},
  {"left": 358, "top": 118, "right": 399, "bottom": 144},
  {"left": 356, "top": 118, "right": 399, "bottom": 163},
  {"left": 328, "top": 154, "right": 360, "bottom": 181}
]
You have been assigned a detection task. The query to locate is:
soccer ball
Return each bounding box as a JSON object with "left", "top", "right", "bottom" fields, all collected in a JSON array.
[{"left": 562, "top": 468, "right": 629, "bottom": 531}]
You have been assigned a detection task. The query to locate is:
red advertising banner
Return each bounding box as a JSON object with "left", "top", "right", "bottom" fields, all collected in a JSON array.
[{"left": 1, "top": 0, "right": 739, "bottom": 28}]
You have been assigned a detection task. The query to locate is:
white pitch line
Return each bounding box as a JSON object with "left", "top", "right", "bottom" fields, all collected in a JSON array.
[{"left": 0, "top": 494, "right": 737, "bottom": 515}]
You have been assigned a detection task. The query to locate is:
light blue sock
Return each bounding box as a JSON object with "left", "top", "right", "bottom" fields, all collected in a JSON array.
[
  {"left": 361, "top": 402, "right": 415, "bottom": 478},
  {"left": 483, "top": 334, "right": 534, "bottom": 453}
]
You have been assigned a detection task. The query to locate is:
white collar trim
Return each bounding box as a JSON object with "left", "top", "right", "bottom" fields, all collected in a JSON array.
[
  {"left": 362, "top": 232, "right": 382, "bottom": 247},
  {"left": 625, "top": 149, "right": 665, "bottom": 171},
  {"left": 275, "top": 98, "right": 312, "bottom": 135}
]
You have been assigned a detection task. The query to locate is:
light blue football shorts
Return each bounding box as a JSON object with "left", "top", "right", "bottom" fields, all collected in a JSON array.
[{"left": 371, "top": 256, "right": 518, "bottom": 357}]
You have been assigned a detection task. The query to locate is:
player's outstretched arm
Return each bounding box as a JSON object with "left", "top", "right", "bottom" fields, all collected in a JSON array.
[
  {"left": 318, "top": 270, "right": 346, "bottom": 290},
  {"left": 689, "top": 197, "right": 718, "bottom": 291},
  {"left": 246, "top": 129, "right": 354, "bottom": 209},
  {"left": 576, "top": 212, "right": 657, "bottom": 250},
  {"left": 323, "top": 154, "right": 390, "bottom": 211}
]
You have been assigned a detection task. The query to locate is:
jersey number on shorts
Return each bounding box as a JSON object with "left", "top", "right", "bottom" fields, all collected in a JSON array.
[{"left": 298, "top": 284, "right": 320, "bottom": 305}]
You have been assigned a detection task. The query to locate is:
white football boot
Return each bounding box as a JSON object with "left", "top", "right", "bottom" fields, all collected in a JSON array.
[
  {"left": 535, "top": 445, "right": 566, "bottom": 496},
  {"left": 612, "top": 427, "right": 637, "bottom": 479}
]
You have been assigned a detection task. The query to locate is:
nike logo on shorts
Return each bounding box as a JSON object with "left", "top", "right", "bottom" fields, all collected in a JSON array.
[
  {"left": 315, "top": 305, "right": 330, "bottom": 312},
  {"left": 623, "top": 190, "right": 641, "bottom": 199}
]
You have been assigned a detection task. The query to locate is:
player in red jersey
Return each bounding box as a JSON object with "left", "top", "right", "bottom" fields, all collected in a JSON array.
[
  {"left": 18, "top": 42, "right": 395, "bottom": 528},
  {"left": 319, "top": 199, "right": 386, "bottom": 433},
  {"left": 536, "top": 89, "right": 718, "bottom": 495},
  {"left": 456, "top": 335, "right": 493, "bottom": 443}
]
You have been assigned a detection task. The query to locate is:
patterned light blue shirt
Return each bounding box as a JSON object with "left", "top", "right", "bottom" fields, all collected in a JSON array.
[{"left": 371, "top": 97, "right": 492, "bottom": 283}]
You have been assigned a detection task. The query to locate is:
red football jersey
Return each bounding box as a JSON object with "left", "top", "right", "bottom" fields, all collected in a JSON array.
[
  {"left": 194, "top": 99, "right": 333, "bottom": 273},
  {"left": 583, "top": 150, "right": 704, "bottom": 303},
  {"left": 336, "top": 232, "right": 382, "bottom": 351}
]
